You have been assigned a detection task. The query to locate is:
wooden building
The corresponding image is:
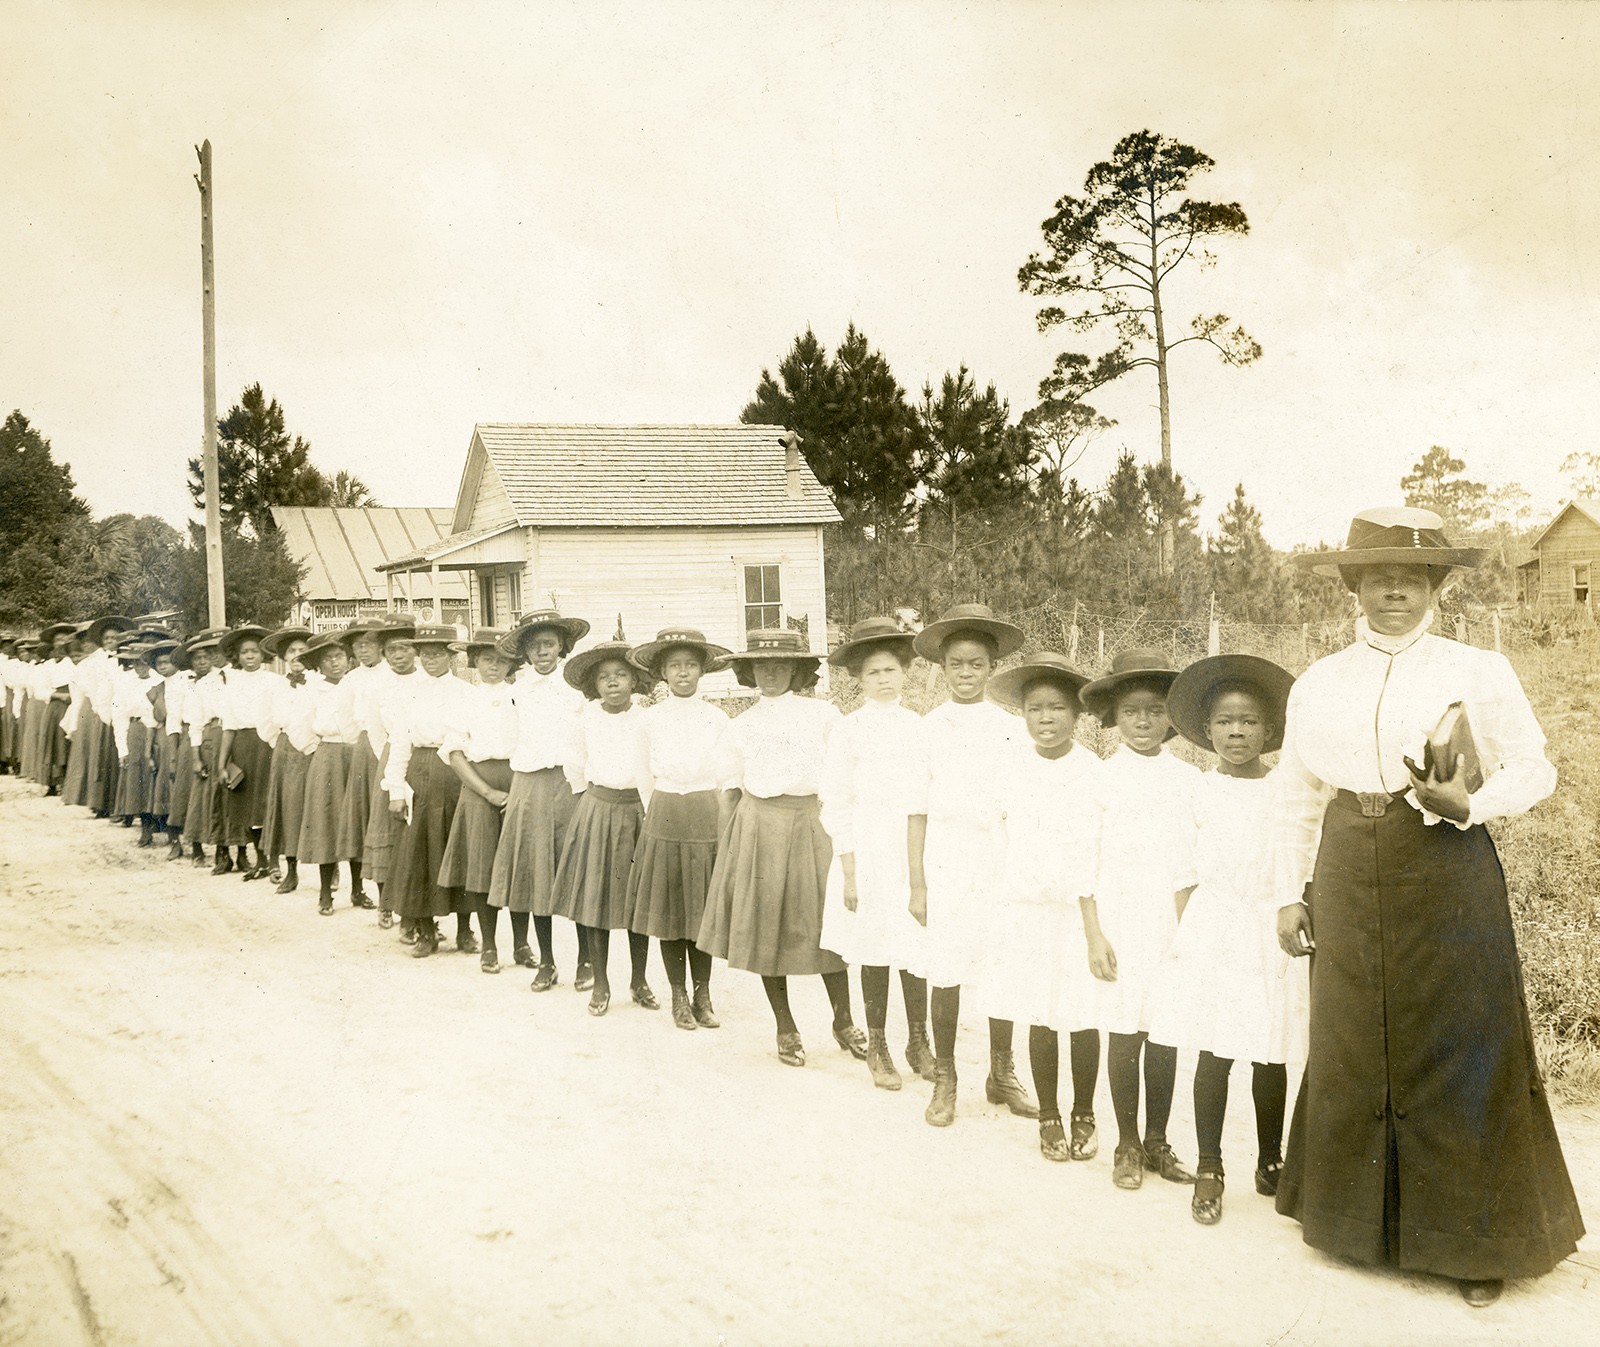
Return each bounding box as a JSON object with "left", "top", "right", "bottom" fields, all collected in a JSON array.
[
  {"left": 376, "top": 424, "right": 840, "bottom": 668},
  {"left": 271, "top": 506, "right": 471, "bottom": 633},
  {"left": 1518, "top": 499, "right": 1600, "bottom": 608}
]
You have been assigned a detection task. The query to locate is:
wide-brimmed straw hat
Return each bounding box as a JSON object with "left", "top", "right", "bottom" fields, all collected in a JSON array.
[
  {"left": 175, "top": 627, "right": 227, "bottom": 668},
  {"left": 141, "top": 639, "right": 181, "bottom": 667},
  {"left": 370, "top": 615, "right": 426, "bottom": 647},
  {"left": 38, "top": 621, "right": 77, "bottom": 646},
  {"left": 1294, "top": 506, "right": 1484, "bottom": 584},
  {"left": 296, "top": 630, "right": 352, "bottom": 671},
  {"left": 1167, "top": 654, "right": 1296, "bottom": 754},
  {"left": 85, "top": 614, "right": 136, "bottom": 646},
  {"left": 451, "top": 627, "right": 518, "bottom": 662},
  {"left": 343, "top": 614, "right": 411, "bottom": 638},
  {"left": 912, "top": 603, "right": 1024, "bottom": 663},
  {"left": 987, "top": 652, "right": 1091, "bottom": 711},
  {"left": 500, "top": 609, "right": 591, "bottom": 660},
  {"left": 563, "top": 640, "right": 639, "bottom": 698},
  {"left": 218, "top": 624, "right": 270, "bottom": 660},
  {"left": 260, "top": 626, "right": 313, "bottom": 661},
  {"left": 1080, "top": 648, "right": 1182, "bottom": 727},
  {"left": 405, "top": 623, "right": 461, "bottom": 648},
  {"left": 116, "top": 641, "right": 156, "bottom": 665},
  {"left": 829, "top": 616, "right": 915, "bottom": 670},
  {"left": 629, "top": 627, "right": 732, "bottom": 679},
  {"left": 723, "top": 628, "right": 822, "bottom": 690}
]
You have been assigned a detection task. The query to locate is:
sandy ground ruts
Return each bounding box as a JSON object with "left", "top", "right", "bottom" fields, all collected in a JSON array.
[{"left": 0, "top": 775, "right": 1595, "bottom": 1346}]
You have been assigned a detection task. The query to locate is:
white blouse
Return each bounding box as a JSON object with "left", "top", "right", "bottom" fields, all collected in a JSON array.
[
  {"left": 111, "top": 668, "right": 159, "bottom": 757},
  {"left": 80, "top": 649, "right": 116, "bottom": 718},
  {"left": 220, "top": 666, "right": 283, "bottom": 734},
  {"left": 719, "top": 691, "right": 840, "bottom": 799},
  {"left": 165, "top": 670, "right": 195, "bottom": 730},
  {"left": 635, "top": 693, "right": 732, "bottom": 798},
  {"left": 440, "top": 680, "right": 519, "bottom": 764},
  {"left": 187, "top": 670, "right": 228, "bottom": 746},
  {"left": 382, "top": 671, "right": 470, "bottom": 798},
  {"left": 565, "top": 700, "right": 647, "bottom": 801},
  {"left": 920, "top": 697, "right": 1027, "bottom": 830},
  {"left": 998, "top": 744, "right": 1105, "bottom": 906},
  {"left": 507, "top": 666, "right": 584, "bottom": 774},
  {"left": 263, "top": 673, "right": 323, "bottom": 754},
  {"left": 818, "top": 698, "right": 929, "bottom": 854},
  {"left": 304, "top": 674, "right": 357, "bottom": 750},
  {"left": 1274, "top": 618, "right": 1556, "bottom": 906},
  {"left": 1096, "top": 744, "right": 1201, "bottom": 900}
]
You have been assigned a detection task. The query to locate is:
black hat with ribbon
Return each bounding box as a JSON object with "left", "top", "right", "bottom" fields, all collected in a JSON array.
[{"left": 1294, "top": 506, "right": 1484, "bottom": 586}]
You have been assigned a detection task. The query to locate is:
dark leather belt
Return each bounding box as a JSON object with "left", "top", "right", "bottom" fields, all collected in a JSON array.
[{"left": 1336, "top": 788, "right": 1394, "bottom": 818}]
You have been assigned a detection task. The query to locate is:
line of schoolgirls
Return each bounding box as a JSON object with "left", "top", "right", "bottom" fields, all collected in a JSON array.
[{"left": 0, "top": 602, "right": 1308, "bottom": 1228}]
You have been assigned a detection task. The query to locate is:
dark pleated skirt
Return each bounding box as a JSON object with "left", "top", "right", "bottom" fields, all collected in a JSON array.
[
  {"left": 184, "top": 725, "right": 220, "bottom": 845},
  {"left": 62, "top": 705, "right": 99, "bottom": 806},
  {"left": 337, "top": 732, "right": 378, "bottom": 862},
  {"left": 260, "top": 734, "right": 287, "bottom": 850},
  {"left": 16, "top": 700, "right": 38, "bottom": 779},
  {"left": 112, "top": 722, "right": 152, "bottom": 816},
  {"left": 551, "top": 784, "right": 645, "bottom": 930},
  {"left": 0, "top": 702, "right": 13, "bottom": 767},
  {"left": 388, "top": 750, "right": 463, "bottom": 919},
  {"left": 152, "top": 729, "right": 177, "bottom": 815},
  {"left": 96, "top": 720, "right": 120, "bottom": 814},
  {"left": 362, "top": 745, "right": 399, "bottom": 884},
  {"left": 698, "top": 793, "right": 843, "bottom": 977},
  {"left": 1277, "top": 793, "right": 1585, "bottom": 1281},
  {"left": 42, "top": 700, "right": 69, "bottom": 790},
  {"left": 439, "top": 758, "right": 511, "bottom": 892},
  {"left": 262, "top": 735, "right": 311, "bottom": 858},
  {"left": 298, "top": 741, "right": 352, "bottom": 864},
  {"left": 624, "top": 789, "right": 719, "bottom": 941},
  {"left": 222, "top": 727, "right": 273, "bottom": 844},
  {"left": 168, "top": 735, "right": 194, "bottom": 828},
  {"left": 487, "top": 767, "right": 577, "bottom": 913}
]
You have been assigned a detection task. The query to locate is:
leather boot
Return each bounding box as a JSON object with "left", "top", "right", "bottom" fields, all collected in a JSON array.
[
  {"left": 985, "top": 1048, "right": 1039, "bottom": 1118},
  {"left": 925, "top": 1059, "right": 957, "bottom": 1127},
  {"left": 904, "top": 1023, "right": 937, "bottom": 1082},
  {"left": 866, "top": 1029, "right": 902, "bottom": 1091},
  {"left": 137, "top": 817, "right": 154, "bottom": 847}
]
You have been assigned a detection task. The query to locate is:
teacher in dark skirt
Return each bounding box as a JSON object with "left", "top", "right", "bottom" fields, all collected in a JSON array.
[{"left": 1274, "top": 505, "right": 1584, "bottom": 1307}]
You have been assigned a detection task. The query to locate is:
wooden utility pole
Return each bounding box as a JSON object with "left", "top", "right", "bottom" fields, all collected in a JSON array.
[{"left": 195, "top": 140, "right": 226, "bottom": 627}]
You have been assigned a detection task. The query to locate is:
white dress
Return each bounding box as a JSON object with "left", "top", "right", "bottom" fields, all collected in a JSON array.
[
  {"left": 1147, "top": 771, "right": 1308, "bottom": 1063},
  {"left": 914, "top": 697, "right": 1027, "bottom": 989},
  {"left": 1090, "top": 744, "right": 1201, "bottom": 1036},
  {"left": 818, "top": 698, "right": 929, "bottom": 969},
  {"left": 982, "top": 744, "right": 1103, "bottom": 1032}
]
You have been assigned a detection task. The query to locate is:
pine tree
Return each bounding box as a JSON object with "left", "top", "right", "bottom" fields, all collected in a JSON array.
[
  {"left": 1208, "top": 484, "right": 1292, "bottom": 622},
  {"left": 186, "top": 384, "right": 330, "bottom": 537},
  {"left": 0, "top": 411, "right": 92, "bottom": 623}
]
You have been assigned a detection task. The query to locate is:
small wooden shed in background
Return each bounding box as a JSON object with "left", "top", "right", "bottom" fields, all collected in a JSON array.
[{"left": 1518, "top": 499, "right": 1600, "bottom": 608}]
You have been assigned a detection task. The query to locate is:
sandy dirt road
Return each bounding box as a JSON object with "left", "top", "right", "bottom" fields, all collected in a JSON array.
[{"left": 0, "top": 775, "right": 1595, "bottom": 1346}]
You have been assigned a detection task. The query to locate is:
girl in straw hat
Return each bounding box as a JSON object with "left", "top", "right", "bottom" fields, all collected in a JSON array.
[
  {"left": 362, "top": 620, "right": 428, "bottom": 937},
  {"left": 907, "top": 603, "right": 1037, "bottom": 1127},
  {"left": 258, "top": 628, "right": 316, "bottom": 893},
  {"left": 1078, "top": 649, "right": 1201, "bottom": 1191},
  {"left": 1146, "top": 654, "right": 1302, "bottom": 1226},
  {"left": 1274, "top": 506, "right": 1582, "bottom": 1306},
  {"left": 551, "top": 637, "right": 655, "bottom": 1016},
  {"left": 180, "top": 630, "right": 228, "bottom": 868},
  {"left": 698, "top": 629, "right": 865, "bottom": 1068},
  {"left": 336, "top": 617, "right": 403, "bottom": 913},
  {"left": 215, "top": 625, "right": 282, "bottom": 880},
  {"left": 109, "top": 641, "right": 160, "bottom": 839},
  {"left": 487, "top": 610, "right": 591, "bottom": 991},
  {"left": 438, "top": 629, "right": 520, "bottom": 972},
  {"left": 817, "top": 617, "right": 929, "bottom": 1090},
  {"left": 983, "top": 653, "right": 1104, "bottom": 1162},
  {"left": 295, "top": 631, "right": 359, "bottom": 915},
  {"left": 623, "top": 627, "right": 733, "bottom": 1030},
  {"left": 162, "top": 635, "right": 202, "bottom": 858}
]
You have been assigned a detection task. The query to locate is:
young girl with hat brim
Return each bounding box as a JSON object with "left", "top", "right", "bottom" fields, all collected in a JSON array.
[
  {"left": 143, "top": 642, "right": 181, "bottom": 846},
  {"left": 214, "top": 625, "right": 281, "bottom": 880},
  {"left": 59, "top": 633, "right": 99, "bottom": 810},
  {"left": 337, "top": 614, "right": 415, "bottom": 916},
  {"left": 983, "top": 654, "right": 1106, "bottom": 1162},
  {"left": 109, "top": 642, "right": 160, "bottom": 838},
  {"left": 1144, "top": 654, "right": 1301, "bottom": 1226},
  {"left": 1273, "top": 507, "right": 1582, "bottom": 1307},
  {"left": 438, "top": 630, "right": 522, "bottom": 971},
  {"left": 162, "top": 636, "right": 202, "bottom": 857},
  {"left": 179, "top": 632, "right": 228, "bottom": 868},
  {"left": 36, "top": 627, "right": 77, "bottom": 798},
  {"left": 382, "top": 625, "right": 476, "bottom": 959},
  {"left": 698, "top": 629, "right": 867, "bottom": 1068},
  {"left": 1077, "top": 648, "right": 1201, "bottom": 1191},
  {"left": 84, "top": 618, "right": 134, "bottom": 817},
  {"left": 486, "top": 611, "right": 592, "bottom": 990},
  {"left": 817, "top": 617, "right": 931, "bottom": 1091},
  {"left": 363, "top": 625, "right": 431, "bottom": 941},
  {"left": 622, "top": 628, "right": 733, "bottom": 1029},
  {"left": 550, "top": 640, "right": 657, "bottom": 1016},
  {"left": 295, "top": 632, "right": 360, "bottom": 915},
  {"left": 906, "top": 603, "right": 1038, "bottom": 1128},
  {"left": 258, "top": 629, "right": 316, "bottom": 893}
]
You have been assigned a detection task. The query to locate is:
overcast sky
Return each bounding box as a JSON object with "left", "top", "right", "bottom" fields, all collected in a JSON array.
[{"left": 4, "top": 0, "right": 1597, "bottom": 547}]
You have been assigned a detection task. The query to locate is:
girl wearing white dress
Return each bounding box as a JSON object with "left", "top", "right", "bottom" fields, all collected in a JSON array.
[
  {"left": 215, "top": 625, "right": 285, "bottom": 880},
  {"left": 295, "top": 631, "right": 357, "bottom": 915},
  {"left": 985, "top": 654, "right": 1103, "bottom": 1162},
  {"left": 624, "top": 628, "right": 733, "bottom": 1031},
  {"left": 1147, "top": 654, "right": 1300, "bottom": 1226},
  {"left": 335, "top": 617, "right": 396, "bottom": 913},
  {"left": 258, "top": 627, "right": 316, "bottom": 893},
  {"left": 1078, "top": 649, "right": 1200, "bottom": 1191},
  {"left": 819, "top": 617, "right": 928, "bottom": 1091}
]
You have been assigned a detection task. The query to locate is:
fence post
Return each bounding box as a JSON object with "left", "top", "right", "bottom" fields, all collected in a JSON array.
[
  {"left": 1455, "top": 614, "right": 1467, "bottom": 642},
  {"left": 1300, "top": 623, "right": 1308, "bottom": 662},
  {"left": 1208, "top": 618, "right": 1221, "bottom": 657},
  {"left": 1097, "top": 624, "right": 1105, "bottom": 663},
  {"left": 1493, "top": 608, "right": 1502, "bottom": 652}
]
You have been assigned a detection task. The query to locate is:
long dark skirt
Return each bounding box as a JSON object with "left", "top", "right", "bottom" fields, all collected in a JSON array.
[
  {"left": 362, "top": 745, "right": 400, "bottom": 885},
  {"left": 62, "top": 705, "right": 96, "bottom": 806},
  {"left": 625, "top": 789, "right": 719, "bottom": 941},
  {"left": 439, "top": 758, "right": 511, "bottom": 892},
  {"left": 222, "top": 727, "right": 273, "bottom": 845},
  {"left": 41, "top": 699, "right": 69, "bottom": 790},
  {"left": 262, "top": 735, "right": 311, "bottom": 858},
  {"left": 337, "top": 732, "right": 378, "bottom": 862},
  {"left": 112, "top": 722, "right": 153, "bottom": 817},
  {"left": 259, "top": 733, "right": 287, "bottom": 851},
  {"left": 388, "top": 750, "right": 465, "bottom": 920},
  {"left": 95, "top": 720, "right": 120, "bottom": 814},
  {"left": 552, "top": 784, "right": 644, "bottom": 930},
  {"left": 698, "top": 793, "right": 843, "bottom": 978},
  {"left": 0, "top": 700, "right": 13, "bottom": 769},
  {"left": 1277, "top": 792, "right": 1585, "bottom": 1282},
  {"left": 152, "top": 729, "right": 177, "bottom": 816},
  {"left": 168, "top": 734, "right": 194, "bottom": 828},
  {"left": 487, "top": 767, "right": 577, "bottom": 913},
  {"left": 19, "top": 699, "right": 42, "bottom": 780},
  {"left": 298, "top": 741, "right": 352, "bottom": 865}
]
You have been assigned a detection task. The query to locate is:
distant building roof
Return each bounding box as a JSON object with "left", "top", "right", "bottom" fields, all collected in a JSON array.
[
  {"left": 376, "top": 521, "right": 523, "bottom": 573},
  {"left": 1528, "top": 499, "right": 1600, "bottom": 552},
  {"left": 270, "top": 507, "right": 468, "bottom": 600},
  {"left": 472, "top": 423, "right": 842, "bottom": 529}
]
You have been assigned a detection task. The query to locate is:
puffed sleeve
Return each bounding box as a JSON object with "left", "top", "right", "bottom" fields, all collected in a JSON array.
[
  {"left": 440, "top": 680, "right": 476, "bottom": 763},
  {"left": 717, "top": 706, "right": 747, "bottom": 792},
  {"left": 1459, "top": 650, "right": 1557, "bottom": 827},
  {"left": 111, "top": 675, "right": 134, "bottom": 757},
  {"left": 380, "top": 685, "right": 415, "bottom": 800},
  {"left": 817, "top": 714, "right": 856, "bottom": 852},
  {"left": 1272, "top": 680, "right": 1335, "bottom": 908},
  {"left": 563, "top": 705, "right": 590, "bottom": 795}
]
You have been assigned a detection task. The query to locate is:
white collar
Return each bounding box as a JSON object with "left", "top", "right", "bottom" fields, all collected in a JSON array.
[{"left": 1356, "top": 609, "right": 1434, "bottom": 656}]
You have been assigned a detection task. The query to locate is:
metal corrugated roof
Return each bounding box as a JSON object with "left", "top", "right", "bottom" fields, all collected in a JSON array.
[
  {"left": 377, "top": 521, "right": 521, "bottom": 572},
  {"left": 270, "top": 507, "right": 469, "bottom": 600},
  {"left": 474, "top": 423, "right": 842, "bottom": 528}
]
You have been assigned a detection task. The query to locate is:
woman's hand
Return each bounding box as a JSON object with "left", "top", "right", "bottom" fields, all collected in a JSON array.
[
  {"left": 1277, "top": 903, "right": 1315, "bottom": 957},
  {"left": 1405, "top": 752, "right": 1471, "bottom": 824},
  {"left": 483, "top": 788, "right": 510, "bottom": 809},
  {"left": 842, "top": 874, "right": 858, "bottom": 913},
  {"left": 388, "top": 798, "right": 408, "bottom": 818},
  {"left": 1086, "top": 930, "right": 1117, "bottom": 982},
  {"left": 908, "top": 881, "right": 928, "bottom": 927}
]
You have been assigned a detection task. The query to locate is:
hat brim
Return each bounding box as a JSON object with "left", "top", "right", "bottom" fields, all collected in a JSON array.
[
  {"left": 219, "top": 626, "right": 270, "bottom": 657},
  {"left": 912, "top": 616, "right": 1024, "bottom": 663},
  {"left": 451, "top": 641, "right": 520, "bottom": 661},
  {"left": 1167, "top": 655, "right": 1296, "bottom": 753},
  {"left": 986, "top": 662, "right": 1090, "bottom": 711},
  {"left": 38, "top": 623, "right": 76, "bottom": 645},
  {"left": 563, "top": 644, "right": 639, "bottom": 694},
  {"left": 511, "top": 616, "right": 591, "bottom": 645},
  {"left": 726, "top": 654, "right": 822, "bottom": 689},
  {"left": 828, "top": 632, "right": 916, "bottom": 669},
  {"left": 1079, "top": 666, "right": 1180, "bottom": 717},
  {"left": 85, "top": 615, "right": 137, "bottom": 645},
  {"left": 1295, "top": 546, "right": 1484, "bottom": 579},
  {"left": 261, "top": 629, "right": 313, "bottom": 660},
  {"left": 630, "top": 637, "right": 732, "bottom": 676}
]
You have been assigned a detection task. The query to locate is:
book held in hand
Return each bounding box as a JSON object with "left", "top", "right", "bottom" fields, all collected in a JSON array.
[{"left": 1424, "top": 701, "right": 1484, "bottom": 793}]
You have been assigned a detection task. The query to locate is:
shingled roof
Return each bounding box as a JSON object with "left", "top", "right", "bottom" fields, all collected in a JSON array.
[
  {"left": 471, "top": 424, "right": 842, "bottom": 528},
  {"left": 270, "top": 507, "right": 469, "bottom": 600}
]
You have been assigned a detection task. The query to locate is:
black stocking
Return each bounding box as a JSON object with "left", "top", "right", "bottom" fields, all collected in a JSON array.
[
  {"left": 1194, "top": 1050, "right": 1232, "bottom": 1170},
  {"left": 628, "top": 931, "right": 650, "bottom": 987},
  {"left": 1029, "top": 1025, "right": 1061, "bottom": 1123},
  {"left": 1143, "top": 1039, "right": 1178, "bottom": 1143},
  {"left": 1069, "top": 1029, "right": 1101, "bottom": 1117},
  {"left": 318, "top": 862, "right": 337, "bottom": 900},
  {"left": 860, "top": 965, "right": 890, "bottom": 1032},
  {"left": 821, "top": 969, "right": 854, "bottom": 1031},
  {"left": 1107, "top": 1031, "right": 1144, "bottom": 1148},
  {"left": 661, "top": 938, "right": 688, "bottom": 990},
  {"left": 474, "top": 894, "right": 497, "bottom": 949},
  {"left": 533, "top": 914, "right": 554, "bottom": 964},
  {"left": 687, "top": 944, "right": 712, "bottom": 988},
  {"left": 509, "top": 910, "right": 530, "bottom": 951},
  {"left": 900, "top": 970, "right": 928, "bottom": 1029},
  {"left": 763, "top": 975, "right": 797, "bottom": 1035},
  {"left": 349, "top": 859, "right": 365, "bottom": 898},
  {"left": 1252, "top": 1061, "right": 1288, "bottom": 1165},
  {"left": 931, "top": 985, "right": 960, "bottom": 1061},
  {"left": 988, "top": 1017, "right": 1015, "bottom": 1058},
  {"left": 584, "top": 926, "right": 610, "bottom": 991}
]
